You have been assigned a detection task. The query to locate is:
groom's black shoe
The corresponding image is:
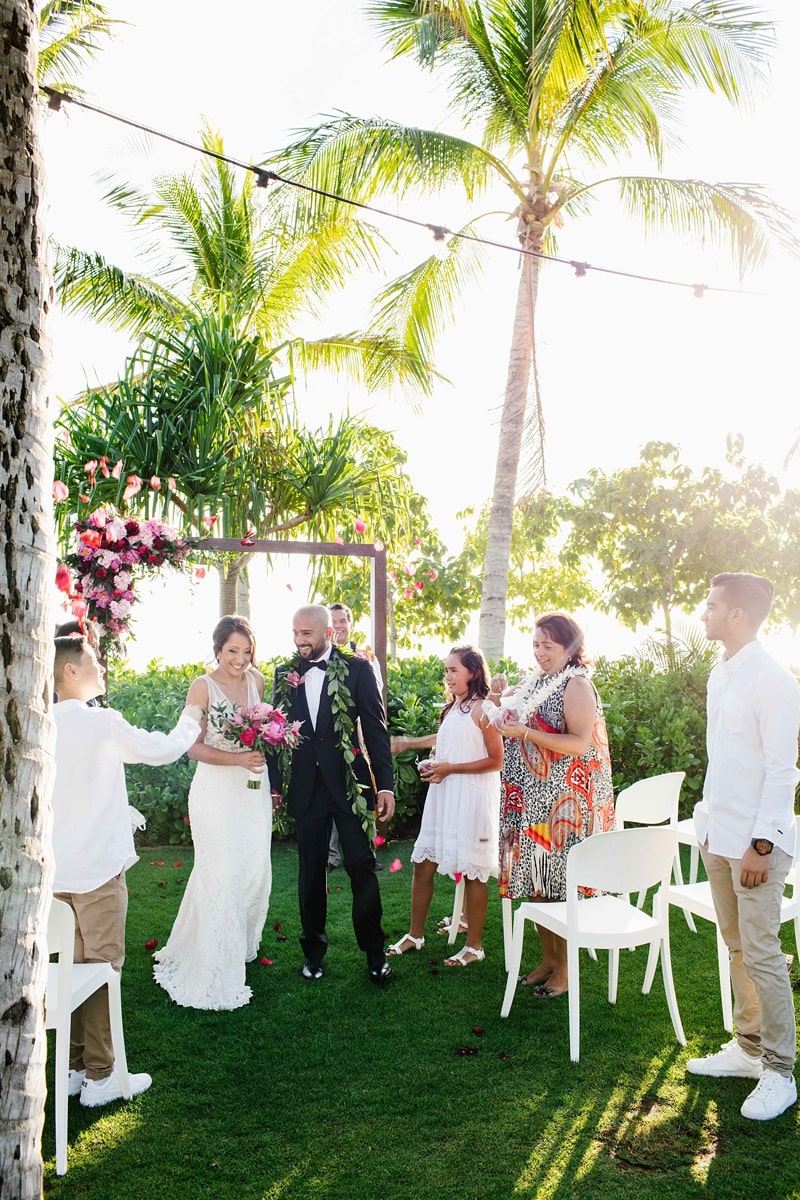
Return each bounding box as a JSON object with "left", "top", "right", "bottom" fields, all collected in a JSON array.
[
  {"left": 301, "top": 960, "right": 324, "bottom": 981},
  {"left": 368, "top": 957, "right": 393, "bottom": 985}
]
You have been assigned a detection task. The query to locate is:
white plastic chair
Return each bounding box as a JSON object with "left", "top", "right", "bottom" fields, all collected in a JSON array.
[
  {"left": 45, "top": 898, "right": 130, "bottom": 1175},
  {"left": 655, "top": 816, "right": 800, "bottom": 1033},
  {"left": 614, "top": 771, "right": 696, "bottom": 930},
  {"left": 500, "top": 826, "right": 686, "bottom": 1062}
]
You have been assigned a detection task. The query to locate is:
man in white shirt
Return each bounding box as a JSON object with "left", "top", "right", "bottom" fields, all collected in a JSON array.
[
  {"left": 52, "top": 636, "right": 201, "bottom": 1107},
  {"left": 687, "top": 573, "right": 800, "bottom": 1121}
]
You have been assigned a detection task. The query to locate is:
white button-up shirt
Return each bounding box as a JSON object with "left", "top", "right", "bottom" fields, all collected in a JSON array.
[
  {"left": 303, "top": 647, "right": 332, "bottom": 728},
  {"left": 694, "top": 640, "right": 800, "bottom": 858},
  {"left": 52, "top": 702, "right": 200, "bottom": 893}
]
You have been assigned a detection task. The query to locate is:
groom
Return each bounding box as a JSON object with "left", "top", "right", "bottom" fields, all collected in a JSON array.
[{"left": 268, "top": 605, "right": 395, "bottom": 984}]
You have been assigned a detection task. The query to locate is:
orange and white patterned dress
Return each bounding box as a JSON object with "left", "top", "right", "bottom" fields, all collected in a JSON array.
[{"left": 498, "top": 667, "right": 615, "bottom": 902}]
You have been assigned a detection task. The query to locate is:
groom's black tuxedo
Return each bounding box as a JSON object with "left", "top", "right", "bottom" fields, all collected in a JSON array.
[
  {"left": 268, "top": 647, "right": 393, "bottom": 969},
  {"left": 267, "top": 649, "right": 393, "bottom": 817}
]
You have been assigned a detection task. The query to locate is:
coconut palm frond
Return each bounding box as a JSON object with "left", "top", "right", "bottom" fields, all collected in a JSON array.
[
  {"left": 38, "top": 0, "right": 122, "bottom": 91},
  {"left": 366, "top": 219, "right": 487, "bottom": 376},
  {"left": 53, "top": 244, "right": 188, "bottom": 334}
]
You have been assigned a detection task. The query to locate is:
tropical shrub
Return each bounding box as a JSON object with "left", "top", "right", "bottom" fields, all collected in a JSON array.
[
  {"left": 593, "top": 654, "right": 710, "bottom": 816},
  {"left": 108, "top": 650, "right": 712, "bottom": 843}
]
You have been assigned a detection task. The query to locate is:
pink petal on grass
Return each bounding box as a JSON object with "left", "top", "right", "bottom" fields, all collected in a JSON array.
[
  {"left": 173, "top": 861, "right": 183, "bottom": 868},
  {"left": 150, "top": 860, "right": 165, "bottom": 867},
  {"left": 389, "top": 859, "right": 403, "bottom": 872},
  {"left": 260, "top": 957, "right": 274, "bottom": 966},
  {"left": 472, "top": 1026, "right": 485, "bottom": 1036},
  {"left": 145, "top": 938, "right": 158, "bottom": 951}
]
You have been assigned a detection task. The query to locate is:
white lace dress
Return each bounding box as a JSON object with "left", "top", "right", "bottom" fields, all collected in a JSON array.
[
  {"left": 153, "top": 672, "right": 272, "bottom": 1009},
  {"left": 411, "top": 702, "right": 500, "bottom": 882}
]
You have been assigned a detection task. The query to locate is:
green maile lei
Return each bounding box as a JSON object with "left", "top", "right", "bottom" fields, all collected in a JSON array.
[{"left": 276, "top": 644, "right": 374, "bottom": 836}]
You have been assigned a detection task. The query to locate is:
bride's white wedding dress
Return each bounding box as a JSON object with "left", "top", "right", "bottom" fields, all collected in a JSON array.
[{"left": 153, "top": 671, "right": 272, "bottom": 1009}]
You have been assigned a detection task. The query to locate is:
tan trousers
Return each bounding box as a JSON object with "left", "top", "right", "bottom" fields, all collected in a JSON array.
[
  {"left": 701, "top": 845, "right": 796, "bottom": 1077},
  {"left": 54, "top": 872, "right": 127, "bottom": 1080}
]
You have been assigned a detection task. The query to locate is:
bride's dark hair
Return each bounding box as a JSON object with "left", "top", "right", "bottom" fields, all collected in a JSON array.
[
  {"left": 212, "top": 614, "right": 257, "bottom": 664},
  {"left": 439, "top": 644, "right": 491, "bottom": 723}
]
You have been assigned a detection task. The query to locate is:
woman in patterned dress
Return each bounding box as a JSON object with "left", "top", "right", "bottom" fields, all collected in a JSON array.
[{"left": 489, "top": 612, "right": 614, "bottom": 998}]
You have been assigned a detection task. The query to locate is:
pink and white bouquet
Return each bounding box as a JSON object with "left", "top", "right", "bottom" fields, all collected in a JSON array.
[
  {"left": 208, "top": 702, "right": 304, "bottom": 789},
  {"left": 64, "top": 506, "right": 189, "bottom": 645}
]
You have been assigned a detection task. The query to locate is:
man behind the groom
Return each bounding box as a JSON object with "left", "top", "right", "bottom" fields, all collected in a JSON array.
[{"left": 268, "top": 605, "right": 395, "bottom": 984}]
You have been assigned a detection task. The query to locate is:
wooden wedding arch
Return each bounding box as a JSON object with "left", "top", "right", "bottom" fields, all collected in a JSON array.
[{"left": 198, "top": 536, "right": 388, "bottom": 699}]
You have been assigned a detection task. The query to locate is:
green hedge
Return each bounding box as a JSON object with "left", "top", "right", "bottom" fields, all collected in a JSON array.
[{"left": 109, "top": 652, "right": 710, "bottom": 844}]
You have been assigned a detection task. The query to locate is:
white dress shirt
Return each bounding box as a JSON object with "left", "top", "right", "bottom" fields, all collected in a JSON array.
[
  {"left": 694, "top": 640, "right": 800, "bottom": 859},
  {"left": 52, "top": 702, "right": 200, "bottom": 893},
  {"left": 303, "top": 647, "right": 332, "bottom": 728}
]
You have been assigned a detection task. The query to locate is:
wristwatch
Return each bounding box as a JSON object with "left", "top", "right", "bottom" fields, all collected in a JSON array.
[{"left": 751, "top": 838, "right": 774, "bottom": 856}]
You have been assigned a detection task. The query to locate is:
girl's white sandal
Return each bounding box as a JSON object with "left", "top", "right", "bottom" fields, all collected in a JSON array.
[
  {"left": 444, "top": 945, "right": 485, "bottom": 967},
  {"left": 387, "top": 933, "right": 425, "bottom": 955}
]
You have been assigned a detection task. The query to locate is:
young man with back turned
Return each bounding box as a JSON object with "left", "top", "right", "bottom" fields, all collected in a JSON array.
[{"left": 52, "top": 635, "right": 202, "bottom": 1105}]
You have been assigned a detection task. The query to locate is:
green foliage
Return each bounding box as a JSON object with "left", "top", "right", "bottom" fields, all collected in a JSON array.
[
  {"left": 385, "top": 655, "right": 448, "bottom": 831},
  {"left": 564, "top": 441, "right": 800, "bottom": 637},
  {"left": 109, "top": 646, "right": 714, "bottom": 841},
  {"left": 108, "top": 662, "right": 201, "bottom": 845},
  {"left": 456, "top": 495, "right": 596, "bottom": 634},
  {"left": 593, "top": 654, "right": 711, "bottom": 815}
]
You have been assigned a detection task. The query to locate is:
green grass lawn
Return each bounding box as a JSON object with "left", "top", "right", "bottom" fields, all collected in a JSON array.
[{"left": 44, "top": 843, "right": 800, "bottom": 1200}]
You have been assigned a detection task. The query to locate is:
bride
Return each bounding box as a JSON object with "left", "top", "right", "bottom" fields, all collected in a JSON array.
[{"left": 153, "top": 615, "right": 274, "bottom": 1009}]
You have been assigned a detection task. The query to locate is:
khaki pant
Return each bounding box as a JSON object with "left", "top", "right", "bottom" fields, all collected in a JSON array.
[
  {"left": 54, "top": 872, "right": 127, "bottom": 1081},
  {"left": 701, "top": 845, "right": 796, "bottom": 1077}
]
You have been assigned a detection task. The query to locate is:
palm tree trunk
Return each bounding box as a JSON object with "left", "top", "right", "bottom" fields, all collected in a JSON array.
[
  {"left": 0, "top": 2, "right": 56, "bottom": 1193},
  {"left": 478, "top": 254, "right": 541, "bottom": 659}
]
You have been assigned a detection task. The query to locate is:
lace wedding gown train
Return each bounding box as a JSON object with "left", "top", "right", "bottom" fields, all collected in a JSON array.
[{"left": 153, "top": 673, "right": 272, "bottom": 1009}]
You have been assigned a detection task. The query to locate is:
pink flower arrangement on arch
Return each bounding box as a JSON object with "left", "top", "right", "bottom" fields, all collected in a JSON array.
[{"left": 61, "top": 505, "right": 190, "bottom": 645}]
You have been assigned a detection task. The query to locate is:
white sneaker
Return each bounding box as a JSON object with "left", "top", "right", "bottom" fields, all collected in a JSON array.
[
  {"left": 686, "top": 1039, "right": 762, "bottom": 1078},
  {"left": 741, "top": 1070, "right": 797, "bottom": 1121},
  {"left": 68, "top": 1069, "right": 85, "bottom": 1097},
  {"left": 80, "top": 1066, "right": 152, "bottom": 1108}
]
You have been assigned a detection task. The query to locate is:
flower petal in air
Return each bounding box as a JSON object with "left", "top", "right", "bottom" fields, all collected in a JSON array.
[
  {"left": 389, "top": 859, "right": 403, "bottom": 872},
  {"left": 122, "top": 475, "right": 143, "bottom": 501},
  {"left": 55, "top": 564, "right": 72, "bottom": 593}
]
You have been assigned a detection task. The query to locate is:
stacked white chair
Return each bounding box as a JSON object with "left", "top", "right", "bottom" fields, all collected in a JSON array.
[{"left": 45, "top": 897, "right": 131, "bottom": 1174}]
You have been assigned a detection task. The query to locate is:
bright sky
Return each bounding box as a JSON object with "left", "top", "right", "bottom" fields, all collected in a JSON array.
[{"left": 43, "top": 1, "right": 800, "bottom": 670}]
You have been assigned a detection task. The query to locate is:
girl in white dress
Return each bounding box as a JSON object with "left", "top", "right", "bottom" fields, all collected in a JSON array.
[
  {"left": 388, "top": 646, "right": 503, "bottom": 966},
  {"left": 153, "top": 616, "right": 274, "bottom": 1009}
]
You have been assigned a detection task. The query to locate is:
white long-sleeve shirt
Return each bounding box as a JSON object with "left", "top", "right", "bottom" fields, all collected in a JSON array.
[
  {"left": 694, "top": 640, "right": 800, "bottom": 859},
  {"left": 52, "top": 702, "right": 200, "bottom": 893}
]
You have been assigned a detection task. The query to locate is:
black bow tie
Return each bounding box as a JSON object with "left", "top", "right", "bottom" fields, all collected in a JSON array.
[{"left": 299, "top": 658, "right": 328, "bottom": 675}]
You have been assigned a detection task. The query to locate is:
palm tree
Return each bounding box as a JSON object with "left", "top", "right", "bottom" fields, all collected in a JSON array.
[
  {"left": 53, "top": 127, "right": 436, "bottom": 612},
  {"left": 274, "top": 0, "right": 795, "bottom": 657},
  {"left": 1, "top": 2, "right": 56, "bottom": 1192},
  {"left": 38, "top": 0, "right": 120, "bottom": 93}
]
